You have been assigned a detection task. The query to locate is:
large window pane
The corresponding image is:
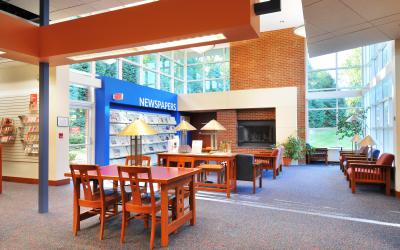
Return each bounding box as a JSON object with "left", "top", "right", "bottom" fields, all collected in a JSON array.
[
  {"left": 338, "top": 48, "right": 361, "bottom": 67},
  {"left": 143, "top": 70, "right": 156, "bottom": 88},
  {"left": 187, "top": 81, "right": 203, "bottom": 93},
  {"left": 308, "top": 99, "right": 336, "bottom": 109},
  {"left": 337, "top": 68, "right": 362, "bottom": 88},
  {"left": 143, "top": 54, "right": 157, "bottom": 70},
  {"left": 160, "top": 56, "right": 171, "bottom": 75},
  {"left": 187, "top": 51, "right": 203, "bottom": 64},
  {"left": 308, "top": 110, "right": 336, "bottom": 128},
  {"left": 69, "top": 108, "right": 89, "bottom": 163},
  {"left": 205, "top": 79, "right": 224, "bottom": 92},
  {"left": 174, "top": 63, "right": 184, "bottom": 80},
  {"left": 122, "top": 61, "right": 139, "bottom": 83},
  {"left": 95, "top": 60, "right": 117, "bottom": 78},
  {"left": 308, "top": 70, "right": 336, "bottom": 90},
  {"left": 338, "top": 97, "right": 362, "bottom": 108},
  {"left": 205, "top": 63, "right": 223, "bottom": 79},
  {"left": 204, "top": 49, "right": 224, "bottom": 63},
  {"left": 174, "top": 79, "right": 184, "bottom": 94},
  {"left": 71, "top": 62, "right": 91, "bottom": 73},
  {"left": 124, "top": 56, "right": 140, "bottom": 64},
  {"left": 69, "top": 84, "right": 89, "bottom": 101},
  {"left": 308, "top": 53, "right": 336, "bottom": 70},
  {"left": 174, "top": 50, "right": 185, "bottom": 64},
  {"left": 187, "top": 65, "right": 203, "bottom": 81},
  {"left": 160, "top": 75, "right": 171, "bottom": 92}
]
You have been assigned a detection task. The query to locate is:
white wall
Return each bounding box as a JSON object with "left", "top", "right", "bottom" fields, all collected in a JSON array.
[
  {"left": 0, "top": 64, "right": 70, "bottom": 181},
  {"left": 395, "top": 40, "right": 400, "bottom": 193},
  {"left": 178, "top": 87, "right": 298, "bottom": 144}
]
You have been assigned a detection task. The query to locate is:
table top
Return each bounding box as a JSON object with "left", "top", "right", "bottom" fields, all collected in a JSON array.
[
  {"left": 254, "top": 153, "right": 276, "bottom": 158},
  {"left": 65, "top": 165, "right": 200, "bottom": 184},
  {"left": 158, "top": 152, "right": 237, "bottom": 158}
]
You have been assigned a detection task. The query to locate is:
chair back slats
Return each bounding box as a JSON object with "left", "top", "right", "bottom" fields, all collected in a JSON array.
[
  {"left": 125, "top": 155, "right": 151, "bottom": 166},
  {"left": 70, "top": 164, "right": 102, "bottom": 201},
  {"left": 118, "top": 166, "right": 155, "bottom": 207},
  {"left": 167, "top": 156, "right": 195, "bottom": 168}
]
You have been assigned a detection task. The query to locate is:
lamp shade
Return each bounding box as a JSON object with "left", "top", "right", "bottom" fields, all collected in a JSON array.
[
  {"left": 118, "top": 119, "right": 158, "bottom": 136},
  {"left": 359, "top": 135, "right": 376, "bottom": 146},
  {"left": 200, "top": 119, "right": 226, "bottom": 131},
  {"left": 351, "top": 134, "right": 361, "bottom": 143},
  {"left": 346, "top": 114, "right": 361, "bottom": 123},
  {"left": 175, "top": 120, "right": 197, "bottom": 131}
]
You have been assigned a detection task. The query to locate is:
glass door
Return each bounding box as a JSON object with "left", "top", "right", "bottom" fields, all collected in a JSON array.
[{"left": 69, "top": 106, "right": 93, "bottom": 164}]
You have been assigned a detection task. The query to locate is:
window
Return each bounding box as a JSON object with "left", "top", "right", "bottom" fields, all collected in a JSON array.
[
  {"left": 122, "top": 61, "right": 139, "bottom": 83},
  {"left": 69, "top": 45, "right": 230, "bottom": 94},
  {"left": 95, "top": 60, "right": 117, "bottom": 78},
  {"left": 69, "top": 84, "right": 94, "bottom": 164}
]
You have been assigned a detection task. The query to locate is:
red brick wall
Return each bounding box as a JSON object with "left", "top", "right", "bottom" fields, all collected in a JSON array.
[
  {"left": 230, "top": 29, "right": 306, "bottom": 142},
  {"left": 237, "top": 108, "right": 275, "bottom": 121}
]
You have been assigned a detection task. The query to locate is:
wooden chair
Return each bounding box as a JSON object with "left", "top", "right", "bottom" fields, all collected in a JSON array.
[
  {"left": 255, "top": 147, "right": 282, "bottom": 179},
  {"left": 197, "top": 161, "right": 226, "bottom": 184},
  {"left": 166, "top": 156, "right": 195, "bottom": 168},
  {"left": 347, "top": 153, "right": 395, "bottom": 195},
  {"left": 125, "top": 155, "right": 151, "bottom": 166},
  {"left": 339, "top": 146, "right": 369, "bottom": 172},
  {"left": 69, "top": 164, "right": 121, "bottom": 240},
  {"left": 306, "top": 146, "right": 328, "bottom": 165},
  {"left": 118, "top": 166, "right": 161, "bottom": 249},
  {"left": 343, "top": 149, "right": 381, "bottom": 176}
]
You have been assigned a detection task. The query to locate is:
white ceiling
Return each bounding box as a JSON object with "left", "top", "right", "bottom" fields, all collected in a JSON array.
[
  {"left": 303, "top": 0, "right": 400, "bottom": 57},
  {"left": 3, "top": 0, "right": 149, "bottom": 21},
  {"left": 259, "top": 0, "right": 305, "bottom": 32}
]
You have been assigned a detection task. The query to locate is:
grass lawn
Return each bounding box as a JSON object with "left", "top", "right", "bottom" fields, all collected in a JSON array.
[{"left": 309, "top": 128, "right": 352, "bottom": 149}]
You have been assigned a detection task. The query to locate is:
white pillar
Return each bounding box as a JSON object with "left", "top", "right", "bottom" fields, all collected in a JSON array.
[{"left": 395, "top": 39, "right": 400, "bottom": 196}]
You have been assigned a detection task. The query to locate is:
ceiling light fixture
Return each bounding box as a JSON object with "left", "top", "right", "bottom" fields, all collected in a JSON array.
[
  {"left": 294, "top": 25, "right": 306, "bottom": 38},
  {"left": 68, "top": 33, "right": 226, "bottom": 61},
  {"left": 0, "top": 51, "right": 6, "bottom": 55}
]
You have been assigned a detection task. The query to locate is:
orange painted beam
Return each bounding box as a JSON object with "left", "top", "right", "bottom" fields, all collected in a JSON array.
[
  {"left": 40, "top": 0, "right": 259, "bottom": 65},
  {"left": 0, "top": 0, "right": 259, "bottom": 66},
  {"left": 0, "top": 13, "right": 39, "bottom": 64}
]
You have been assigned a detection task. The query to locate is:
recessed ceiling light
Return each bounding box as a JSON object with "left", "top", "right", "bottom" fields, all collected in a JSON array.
[
  {"left": 68, "top": 33, "right": 226, "bottom": 61},
  {"left": 0, "top": 51, "right": 5, "bottom": 55}
]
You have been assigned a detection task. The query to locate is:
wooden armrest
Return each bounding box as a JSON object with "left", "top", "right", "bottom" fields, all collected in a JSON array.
[
  {"left": 348, "top": 160, "right": 376, "bottom": 165},
  {"left": 350, "top": 164, "right": 392, "bottom": 169}
]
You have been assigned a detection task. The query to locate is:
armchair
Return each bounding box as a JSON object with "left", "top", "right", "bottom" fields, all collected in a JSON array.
[
  {"left": 254, "top": 147, "right": 283, "bottom": 179},
  {"left": 347, "top": 153, "right": 394, "bottom": 195},
  {"left": 235, "top": 154, "right": 263, "bottom": 193},
  {"left": 339, "top": 146, "right": 369, "bottom": 172},
  {"left": 306, "top": 144, "right": 328, "bottom": 165},
  {"left": 343, "top": 149, "right": 380, "bottom": 176}
]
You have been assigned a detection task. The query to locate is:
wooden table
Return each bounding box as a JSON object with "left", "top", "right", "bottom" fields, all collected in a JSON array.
[
  {"left": 254, "top": 153, "right": 277, "bottom": 179},
  {"left": 65, "top": 166, "right": 200, "bottom": 247},
  {"left": 158, "top": 152, "right": 237, "bottom": 198}
]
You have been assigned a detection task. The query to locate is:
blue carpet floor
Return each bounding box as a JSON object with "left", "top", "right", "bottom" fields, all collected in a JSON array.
[{"left": 1, "top": 164, "right": 400, "bottom": 249}]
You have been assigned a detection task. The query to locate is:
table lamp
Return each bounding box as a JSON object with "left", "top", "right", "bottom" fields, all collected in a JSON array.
[
  {"left": 119, "top": 119, "right": 158, "bottom": 166},
  {"left": 359, "top": 135, "right": 376, "bottom": 160},
  {"left": 200, "top": 119, "right": 226, "bottom": 151},
  {"left": 175, "top": 120, "right": 197, "bottom": 153},
  {"left": 351, "top": 134, "right": 361, "bottom": 152}
]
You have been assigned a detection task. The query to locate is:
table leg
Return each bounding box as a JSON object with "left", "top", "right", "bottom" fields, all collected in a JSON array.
[
  {"left": 226, "top": 159, "right": 231, "bottom": 198},
  {"left": 160, "top": 184, "right": 169, "bottom": 247},
  {"left": 189, "top": 175, "right": 196, "bottom": 226},
  {"left": 73, "top": 179, "right": 81, "bottom": 234},
  {"left": 232, "top": 159, "right": 237, "bottom": 192}
]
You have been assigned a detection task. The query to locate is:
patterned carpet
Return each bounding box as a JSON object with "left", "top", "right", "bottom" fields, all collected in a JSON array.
[{"left": 1, "top": 164, "right": 400, "bottom": 249}]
